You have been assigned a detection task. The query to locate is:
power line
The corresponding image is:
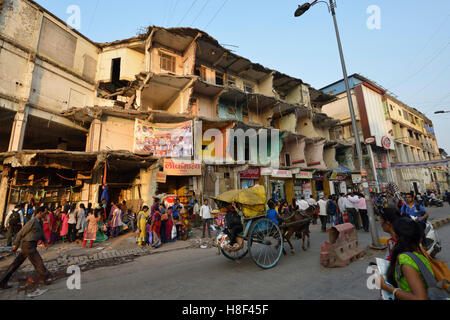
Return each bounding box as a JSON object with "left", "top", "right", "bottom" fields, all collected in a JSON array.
[
  {"left": 204, "top": 0, "right": 229, "bottom": 30},
  {"left": 395, "top": 12, "right": 450, "bottom": 79},
  {"left": 190, "top": 0, "right": 209, "bottom": 27},
  {"left": 86, "top": 0, "right": 100, "bottom": 35},
  {"left": 409, "top": 64, "right": 450, "bottom": 99},
  {"left": 177, "top": 0, "right": 199, "bottom": 27},
  {"left": 168, "top": 0, "right": 182, "bottom": 26},
  {"left": 391, "top": 39, "right": 450, "bottom": 89}
]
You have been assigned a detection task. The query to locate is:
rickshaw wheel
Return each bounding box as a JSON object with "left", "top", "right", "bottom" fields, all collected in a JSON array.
[
  {"left": 220, "top": 240, "right": 249, "bottom": 260},
  {"left": 248, "top": 218, "right": 283, "bottom": 269}
]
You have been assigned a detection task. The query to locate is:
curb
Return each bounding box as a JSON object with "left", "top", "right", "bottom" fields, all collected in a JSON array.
[
  {"left": 432, "top": 217, "right": 450, "bottom": 229},
  {"left": 5, "top": 242, "right": 193, "bottom": 274}
]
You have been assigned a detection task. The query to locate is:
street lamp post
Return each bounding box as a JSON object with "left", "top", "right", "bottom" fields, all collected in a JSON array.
[{"left": 295, "top": 0, "right": 382, "bottom": 248}]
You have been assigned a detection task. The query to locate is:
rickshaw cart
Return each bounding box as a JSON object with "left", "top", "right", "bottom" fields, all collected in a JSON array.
[{"left": 211, "top": 186, "right": 284, "bottom": 269}]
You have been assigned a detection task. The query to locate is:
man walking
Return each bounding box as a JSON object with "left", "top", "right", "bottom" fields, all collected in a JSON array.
[
  {"left": 400, "top": 192, "right": 428, "bottom": 232},
  {"left": 346, "top": 193, "right": 360, "bottom": 230},
  {"left": 4, "top": 205, "right": 24, "bottom": 247},
  {"left": 200, "top": 199, "right": 212, "bottom": 238},
  {"left": 318, "top": 196, "right": 328, "bottom": 232},
  {"left": 355, "top": 193, "right": 369, "bottom": 232},
  {"left": 0, "top": 207, "right": 54, "bottom": 289}
]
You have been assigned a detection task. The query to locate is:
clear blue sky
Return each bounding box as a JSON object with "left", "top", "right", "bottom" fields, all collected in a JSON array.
[{"left": 35, "top": 0, "right": 450, "bottom": 153}]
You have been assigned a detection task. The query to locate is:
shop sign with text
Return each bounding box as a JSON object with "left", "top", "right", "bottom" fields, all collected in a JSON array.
[
  {"left": 163, "top": 159, "right": 201, "bottom": 176},
  {"left": 295, "top": 171, "right": 313, "bottom": 179},
  {"left": 240, "top": 168, "right": 261, "bottom": 179}
]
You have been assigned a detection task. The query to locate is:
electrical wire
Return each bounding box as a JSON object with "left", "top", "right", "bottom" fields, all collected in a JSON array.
[
  {"left": 391, "top": 39, "right": 450, "bottom": 89},
  {"left": 204, "top": 0, "right": 229, "bottom": 30},
  {"left": 177, "top": 0, "right": 199, "bottom": 27},
  {"left": 168, "top": 0, "right": 182, "bottom": 27},
  {"left": 86, "top": 0, "right": 100, "bottom": 35},
  {"left": 190, "top": 0, "right": 209, "bottom": 27}
]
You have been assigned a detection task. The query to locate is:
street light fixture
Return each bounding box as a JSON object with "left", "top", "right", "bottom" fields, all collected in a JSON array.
[
  {"left": 295, "top": 0, "right": 382, "bottom": 248},
  {"left": 434, "top": 110, "right": 450, "bottom": 114}
]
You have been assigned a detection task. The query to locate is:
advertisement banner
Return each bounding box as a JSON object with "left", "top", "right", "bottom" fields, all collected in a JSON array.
[
  {"left": 295, "top": 171, "right": 313, "bottom": 179},
  {"left": 133, "top": 119, "right": 193, "bottom": 157},
  {"left": 163, "top": 159, "right": 201, "bottom": 176},
  {"left": 303, "top": 182, "right": 312, "bottom": 199},
  {"left": 240, "top": 168, "right": 261, "bottom": 179},
  {"left": 156, "top": 172, "right": 167, "bottom": 183},
  {"left": 271, "top": 170, "right": 293, "bottom": 178}
]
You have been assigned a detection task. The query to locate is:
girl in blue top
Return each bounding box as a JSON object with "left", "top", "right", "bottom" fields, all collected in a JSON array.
[{"left": 267, "top": 201, "right": 280, "bottom": 225}]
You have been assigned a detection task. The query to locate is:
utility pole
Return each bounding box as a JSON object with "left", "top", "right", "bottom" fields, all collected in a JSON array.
[{"left": 295, "top": 0, "right": 382, "bottom": 248}]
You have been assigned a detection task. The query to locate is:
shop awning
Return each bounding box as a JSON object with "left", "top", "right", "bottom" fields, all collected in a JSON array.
[{"left": 331, "top": 165, "right": 352, "bottom": 173}]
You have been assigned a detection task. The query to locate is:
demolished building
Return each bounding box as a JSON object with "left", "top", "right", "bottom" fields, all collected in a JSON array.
[{"left": 0, "top": 0, "right": 343, "bottom": 222}]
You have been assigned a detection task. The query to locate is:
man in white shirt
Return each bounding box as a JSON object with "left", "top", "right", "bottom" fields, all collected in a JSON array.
[
  {"left": 318, "top": 196, "right": 328, "bottom": 232},
  {"left": 346, "top": 193, "right": 361, "bottom": 230},
  {"left": 296, "top": 196, "right": 310, "bottom": 211},
  {"left": 306, "top": 195, "right": 317, "bottom": 207},
  {"left": 338, "top": 194, "right": 346, "bottom": 216},
  {"left": 193, "top": 200, "right": 200, "bottom": 228},
  {"left": 200, "top": 199, "right": 212, "bottom": 238}
]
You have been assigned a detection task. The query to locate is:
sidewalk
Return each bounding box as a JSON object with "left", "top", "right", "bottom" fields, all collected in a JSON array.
[{"left": 0, "top": 226, "right": 214, "bottom": 281}]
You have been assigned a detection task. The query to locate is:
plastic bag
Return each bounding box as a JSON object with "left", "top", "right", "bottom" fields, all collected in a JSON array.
[{"left": 171, "top": 225, "right": 177, "bottom": 239}]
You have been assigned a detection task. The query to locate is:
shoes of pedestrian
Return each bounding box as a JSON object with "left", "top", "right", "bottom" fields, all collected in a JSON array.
[
  {"left": 43, "top": 276, "right": 56, "bottom": 285},
  {"left": 0, "top": 283, "right": 12, "bottom": 290}
]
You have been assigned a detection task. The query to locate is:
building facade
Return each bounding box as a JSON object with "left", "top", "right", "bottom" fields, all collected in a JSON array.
[
  {"left": 321, "top": 74, "right": 448, "bottom": 194},
  {"left": 0, "top": 0, "right": 342, "bottom": 223}
]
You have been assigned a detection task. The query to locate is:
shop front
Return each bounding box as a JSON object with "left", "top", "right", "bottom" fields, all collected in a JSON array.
[
  {"left": 239, "top": 167, "right": 261, "bottom": 189},
  {"left": 261, "top": 168, "right": 294, "bottom": 202},
  {"left": 328, "top": 171, "right": 348, "bottom": 196},
  {"left": 293, "top": 170, "right": 313, "bottom": 199},
  {"left": 156, "top": 159, "right": 202, "bottom": 208}
]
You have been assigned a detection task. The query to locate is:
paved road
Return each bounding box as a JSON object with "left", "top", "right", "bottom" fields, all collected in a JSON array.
[{"left": 1, "top": 206, "right": 449, "bottom": 300}]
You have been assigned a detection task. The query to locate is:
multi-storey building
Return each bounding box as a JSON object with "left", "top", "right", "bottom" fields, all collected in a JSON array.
[
  {"left": 321, "top": 74, "right": 448, "bottom": 193},
  {"left": 0, "top": 0, "right": 340, "bottom": 223}
]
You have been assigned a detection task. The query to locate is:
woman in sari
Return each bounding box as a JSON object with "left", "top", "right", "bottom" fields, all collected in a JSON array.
[
  {"left": 136, "top": 206, "right": 150, "bottom": 247},
  {"left": 94, "top": 208, "right": 108, "bottom": 243},
  {"left": 165, "top": 207, "right": 176, "bottom": 243},
  {"left": 60, "top": 209, "right": 69, "bottom": 242},
  {"left": 42, "top": 207, "right": 52, "bottom": 244},
  {"left": 151, "top": 205, "right": 162, "bottom": 248},
  {"left": 83, "top": 210, "right": 99, "bottom": 248},
  {"left": 50, "top": 207, "right": 61, "bottom": 244}
]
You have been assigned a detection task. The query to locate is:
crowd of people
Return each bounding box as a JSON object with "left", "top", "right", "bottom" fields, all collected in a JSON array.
[{"left": 2, "top": 199, "right": 140, "bottom": 249}]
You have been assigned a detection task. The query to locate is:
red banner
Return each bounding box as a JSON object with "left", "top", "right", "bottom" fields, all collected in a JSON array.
[{"left": 240, "top": 168, "right": 261, "bottom": 179}]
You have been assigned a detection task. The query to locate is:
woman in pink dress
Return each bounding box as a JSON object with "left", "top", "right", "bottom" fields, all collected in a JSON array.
[
  {"left": 42, "top": 208, "right": 52, "bottom": 244},
  {"left": 83, "top": 211, "right": 99, "bottom": 248},
  {"left": 60, "top": 210, "right": 69, "bottom": 242}
]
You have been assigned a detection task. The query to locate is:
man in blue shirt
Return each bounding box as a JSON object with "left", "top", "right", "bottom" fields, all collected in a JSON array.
[
  {"left": 171, "top": 198, "right": 183, "bottom": 220},
  {"left": 400, "top": 192, "right": 428, "bottom": 230}
]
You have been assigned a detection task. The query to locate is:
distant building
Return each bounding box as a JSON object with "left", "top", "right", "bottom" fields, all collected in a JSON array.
[{"left": 321, "top": 73, "right": 448, "bottom": 193}]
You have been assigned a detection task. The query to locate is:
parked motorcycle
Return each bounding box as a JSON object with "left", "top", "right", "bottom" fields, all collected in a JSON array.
[
  {"left": 428, "top": 198, "right": 444, "bottom": 207},
  {"left": 410, "top": 216, "right": 441, "bottom": 258}
]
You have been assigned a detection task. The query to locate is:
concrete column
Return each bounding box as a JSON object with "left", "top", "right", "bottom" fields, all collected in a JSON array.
[
  {"left": 8, "top": 108, "right": 29, "bottom": 152},
  {"left": 87, "top": 119, "right": 102, "bottom": 152},
  {"left": 0, "top": 167, "right": 11, "bottom": 226}
]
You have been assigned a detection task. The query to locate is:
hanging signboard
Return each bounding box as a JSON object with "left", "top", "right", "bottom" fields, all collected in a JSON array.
[
  {"left": 133, "top": 119, "right": 193, "bottom": 157},
  {"left": 163, "top": 159, "right": 201, "bottom": 176},
  {"left": 156, "top": 172, "right": 167, "bottom": 183},
  {"left": 271, "top": 170, "right": 293, "bottom": 178},
  {"left": 352, "top": 174, "right": 362, "bottom": 184},
  {"left": 240, "top": 168, "right": 261, "bottom": 179},
  {"left": 295, "top": 171, "right": 313, "bottom": 179},
  {"left": 303, "top": 182, "right": 312, "bottom": 199}
]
